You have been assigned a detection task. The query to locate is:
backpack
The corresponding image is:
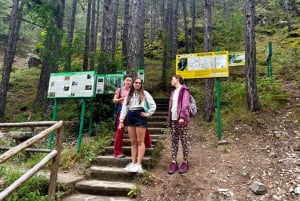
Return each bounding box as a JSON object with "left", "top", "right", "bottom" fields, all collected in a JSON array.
[
  {"left": 188, "top": 94, "right": 197, "bottom": 117},
  {"left": 180, "top": 88, "right": 198, "bottom": 117}
]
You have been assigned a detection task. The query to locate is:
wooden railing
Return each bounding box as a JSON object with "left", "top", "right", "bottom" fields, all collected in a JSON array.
[{"left": 0, "top": 121, "right": 64, "bottom": 201}]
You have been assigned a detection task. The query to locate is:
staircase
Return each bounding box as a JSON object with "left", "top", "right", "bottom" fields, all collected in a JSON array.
[{"left": 62, "top": 99, "right": 169, "bottom": 200}]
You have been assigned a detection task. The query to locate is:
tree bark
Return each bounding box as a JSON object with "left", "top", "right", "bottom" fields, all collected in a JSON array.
[
  {"left": 0, "top": 0, "right": 23, "bottom": 117},
  {"left": 89, "top": 0, "right": 97, "bottom": 70},
  {"left": 111, "top": 0, "right": 120, "bottom": 61},
  {"left": 171, "top": 0, "right": 179, "bottom": 58},
  {"left": 190, "top": 0, "right": 196, "bottom": 53},
  {"left": 203, "top": 0, "right": 214, "bottom": 122},
  {"left": 65, "top": 0, "right": 77, "bottom": 72},
  {"left": 138, "top": 0, "right": 146, "bottom": 69},
  {"left": 127, "top": 0, "right": 144, "bottom": 76},
  {"left": 149, "top": 0, "right": 158, "bottom": 41},
  {"left": 281, "top": 0, "right": 293, "bottom": 32},
  {"left": 83, "top": 0, "right": 92, "bottom": 71},
  {"left": 181, "top": 0, "right": 189, "bottom": 53},
  {"left": 244, "top": 0, "right": 260, "bottom": 111},
  {"left": 122, "top": 0, "right": 130, "bottom": 66}
]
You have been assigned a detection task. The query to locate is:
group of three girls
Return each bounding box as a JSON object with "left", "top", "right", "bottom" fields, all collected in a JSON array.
[{"left": 113, "top": 75, "right": 190, "bottom": 174}]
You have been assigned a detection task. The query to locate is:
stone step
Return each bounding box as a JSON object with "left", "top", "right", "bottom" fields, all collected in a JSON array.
[
  {"left": 148, "top": 121, "right": 168, "bottom": 127},
  {"left": 93, "top": 155, "right": 151, "bottom": 167},
  {"left": 123, "top": 134, "right": 166, "bottom": 140},
  {"left": 111, "top": 138, "right": 160, "bottom": 146},
  {"left": 104, "top": 146, "right": 153, "bottom": 156},
  {"left": 152, "top": 111, "right": 168, "bottom": 116},
  {"left": 148, "top": 116, "right": 167, "bottom": 122},
  {"left": 89, "top": 166, "right": 136, "bottom": 182},
  {"left": 75, "top": 179, "right": 135, "bottom": 197},
  {"left": 62, "top": 193, "right": 132, "bottom": 201}
]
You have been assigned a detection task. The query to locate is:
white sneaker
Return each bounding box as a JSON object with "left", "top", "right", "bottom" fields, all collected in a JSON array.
[
  {"left": 128, "top": 163, "right": 144, "bottom": 173},
  {"left": 124, "top": 163, "right": 134, "bottom": 171}
]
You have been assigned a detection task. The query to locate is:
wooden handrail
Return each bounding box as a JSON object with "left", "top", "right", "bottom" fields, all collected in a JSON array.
[
  {"left": 0, "top": 150, "right": 57, "bottom": 200},
  {"left": 0, "top": 121, "right": 63, "bottom": 164},
  {"left": 0, "top": 120, "right": 64, "bottom": 200}
]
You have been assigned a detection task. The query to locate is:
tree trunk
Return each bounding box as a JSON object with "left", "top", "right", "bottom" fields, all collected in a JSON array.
[
  {"left": 181, "top": 0, "right": 189, "bottom": 53},
  {"left": 111, "top": 0, "right": 120, "bottom": 60},
  {"left": 122, "top": 0, "right": 130, "bottom": 67},
  {"left": 53, "top": 0, "right": 65, "bottom": 73},
  {"left": 65, "top": 0, "right": 77, "bottom": 72},
  {"left": 127, "top": 0, "right": 144, "bottom": 76},
  {"left": 244, "top": 0, "right": 260, "bottom": 111},
  {"left": 89, "top": 0, "right": 96, "bottom": 70},
  {"left": 161, "top": 0, "right": 173, "bottom": 91},
  {"left": 190, "top": 0, "right": 196, "bottom": 53},
  {"left": 171, "top": 0, "right": 179, "bottom": 58},
  {"left": 290, "top": 0, "right": 300, "bottom": 16},
  {"left": 0, "top": 0, "right": 23, "bottom": 117},
  {"left": 203, "top": 0, "right": 214, "bottom": 122},
  {"left": 138, "top": 0, "right": 146, "bottom": 69},
  {"left": 281, "top": 0, "right": 293, "bottom": 32},
  {"left": 149, "top": 0, "right": 158, "bottom": 41},
  {"left": 101, "top": 0, "right": 115, "bottom": 61},
  {"left": 83, "top": 0, "right": 92, "bottom": 71}
]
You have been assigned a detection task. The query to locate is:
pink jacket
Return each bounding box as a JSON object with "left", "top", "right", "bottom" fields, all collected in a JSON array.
[{"left": 167, "top": 85, "right": 190, "bottom": 126}]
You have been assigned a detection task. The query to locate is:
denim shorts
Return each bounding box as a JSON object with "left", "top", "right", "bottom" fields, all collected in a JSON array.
[{"left": 126, "top": 109, "right": 148, "bottom": 127}]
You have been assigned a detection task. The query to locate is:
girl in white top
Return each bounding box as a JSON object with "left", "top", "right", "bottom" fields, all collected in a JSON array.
[{"left": 119, "top": 77, "right": 156, "bottom": 173}]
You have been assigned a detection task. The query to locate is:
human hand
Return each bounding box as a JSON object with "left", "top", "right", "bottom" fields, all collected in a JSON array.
[
  {"left": 140, "top": 112, "right": 150, "bottom": 118},
  {"left": 178, "top": 119, "right": 184, "bottom": 125},
  {"left": 118, "top": 122, "right": 124, "bottom": 129}
]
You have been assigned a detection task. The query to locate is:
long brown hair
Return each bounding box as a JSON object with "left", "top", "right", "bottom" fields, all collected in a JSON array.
[
  {"left": 126, "top": 77, "right": 145, "bottom": 105},
  {"left": 172, "top": 75, "right": 185, "bottom": 85}
]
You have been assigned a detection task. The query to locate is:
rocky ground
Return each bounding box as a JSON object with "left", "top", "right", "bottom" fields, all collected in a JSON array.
[{"left": 137, "top": 85, "right": 300, "bottom": 201}]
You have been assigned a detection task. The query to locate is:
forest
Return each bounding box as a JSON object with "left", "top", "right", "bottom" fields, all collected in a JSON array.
[
  {"left": 1, "top": 0, "right": 298, "bottom": 121},
  {"left": 0, "top": 0, "right": 300, "bottom": 199}
]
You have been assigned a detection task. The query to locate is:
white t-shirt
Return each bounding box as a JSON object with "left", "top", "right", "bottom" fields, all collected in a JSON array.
[{"left": 171, "top": 86, "right": 182, "bottom": 120}]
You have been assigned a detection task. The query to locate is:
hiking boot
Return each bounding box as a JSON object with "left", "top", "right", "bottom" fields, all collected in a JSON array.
[
  {"left": 179, "top": 161, "right": 189, "bottom": 174},
  {"left": 168, "top": 162, "right": 178, "bottom": 174}
]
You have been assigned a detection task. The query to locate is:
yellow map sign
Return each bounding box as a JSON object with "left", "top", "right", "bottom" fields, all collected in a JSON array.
[{"left": 176, "top": 51, "right": 229, "bottom": 79}]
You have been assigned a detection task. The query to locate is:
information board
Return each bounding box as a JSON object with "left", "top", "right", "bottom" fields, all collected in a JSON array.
[
  {"left": 228, "top": 52, "right": 245, "bottom": 67},
  {"left": 47, "top": 71, "right": 96, "bottom": 98},
  {"left": 96, "top": 74, "right": 124, "bottom": 94},
  {"left": 176, "top": 51, "right": 229, "bottom": 79}
]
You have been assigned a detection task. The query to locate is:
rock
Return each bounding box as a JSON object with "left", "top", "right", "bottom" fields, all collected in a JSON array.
[
  {"left": 250, "top": 181, "right": 267, "bottom": 195},
  {"left": 217, "top": 188, "right": 234, "bottom": 197},
  {"left": 294, "top": 145, "right": 300, "bottom": 151},
  {"left": 272, "top": 195, "right": 282, "bottom": 200},
  {"left": 28, "top": 56, "right": 41, "bottom": 68},
  {"left": 295, "top": 186, "right": 300, "bottom": 195}
]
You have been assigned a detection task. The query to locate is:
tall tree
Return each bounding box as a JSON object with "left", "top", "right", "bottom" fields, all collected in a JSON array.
[
  {"left": 244, "top": 0, "right": 260, "bottom": 111},
  {"left": 203, "top": 0, "right": 214, "bottom": 122},
  {"left": 122, "top": 0, "right": 130, "bottom": 66},
  {"left": 101, "top": 0, "right": 119, "bottom": 61},
  {"left": 83, "top": 0, "right": 92, "bottom": 71},
  {"left": 89, "top": 0, "right": 97, "bottom": 70},
  {"left": 0, "top": 0, "right": 24, "bottom": 117},
  {"left": 190, "top": 0, "right": 196, "bottom": 53},
  {"left": 65, "top": 0, "right": 77, "bottom": 72},
  {"left": 181, "top": 0, "right": 189, "bottom": 53},
  {"left": 161, "top": 0, "right": 173, "bottom": 90},
  {"left": 281, "top": 0, "right": 293, "bottom": 32},
  {"left": 149, "top": 0, "right": 158, "bottom": 41},
  {"left": 171, "top": 0, "right": 179, "bottom": 58},
  {"left": 127, "top": 0, "right": 145, "bottom": 76},
  {"left": 138, "top": 0, "right": 146, "bottom": 69},
  {"left": 34, "top": 0, "right": 65, "bottom": 113}
]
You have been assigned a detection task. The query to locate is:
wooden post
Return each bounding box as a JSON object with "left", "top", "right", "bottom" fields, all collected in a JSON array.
[
  {"left": 0, "top": 150, "right": 57, "bottom": 200},
  {"left": 0, "top": 121, "right": 63, "bottom": 164},
  {"left": 48, "top": 123, "right": 64, "bottom": 200}
]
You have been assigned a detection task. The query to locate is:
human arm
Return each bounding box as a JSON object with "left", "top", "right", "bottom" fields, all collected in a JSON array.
[{"left": 112, "top": 88, "right": 124, "bottom": 104}]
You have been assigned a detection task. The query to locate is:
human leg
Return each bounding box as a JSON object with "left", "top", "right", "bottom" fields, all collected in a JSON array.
[
  {"left": 168, "top": 121, "right": 180, "bottom": 174},
  {"left": 144, "top": 128, "right": 152, "bottom": 148},
  {"left": 127, "top": 126, "right": 138, "bottom": 164},
  {"left": 136, "top": 126, "right": 146, "bottom": 164},
  {"left": 178, "top": 125, "right": 189, "bottom": 174},
  {"left": 113, "top": 113, "right": 125, "bottom": 157}
]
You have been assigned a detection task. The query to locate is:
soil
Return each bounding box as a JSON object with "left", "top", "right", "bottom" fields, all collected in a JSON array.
[{"left": 136, "top": 84, "right": 300, "bottom": 201}]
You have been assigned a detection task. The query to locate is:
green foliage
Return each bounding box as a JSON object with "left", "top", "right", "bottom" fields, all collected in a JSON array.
[
  {"left": 127, "top": 186, "right": 140, "bottom": 198},
  {"left": 0, "top": 166, "right": 48, "bottom": 201},
  {"left": 146, "top": 141, "right": 164, "bottom": 169},
  {"left": 96, "top": 51, "right": 123, "bottom": 74}
]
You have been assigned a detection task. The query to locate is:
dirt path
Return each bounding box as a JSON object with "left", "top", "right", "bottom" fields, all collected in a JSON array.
[{"left": 137, "top": 88, "right": 300, "bottom": 200}]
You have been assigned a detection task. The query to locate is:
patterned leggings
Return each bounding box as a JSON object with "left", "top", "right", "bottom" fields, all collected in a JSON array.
[{"left": 170, "top": 121, "right": 189, "bottom": 161}]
